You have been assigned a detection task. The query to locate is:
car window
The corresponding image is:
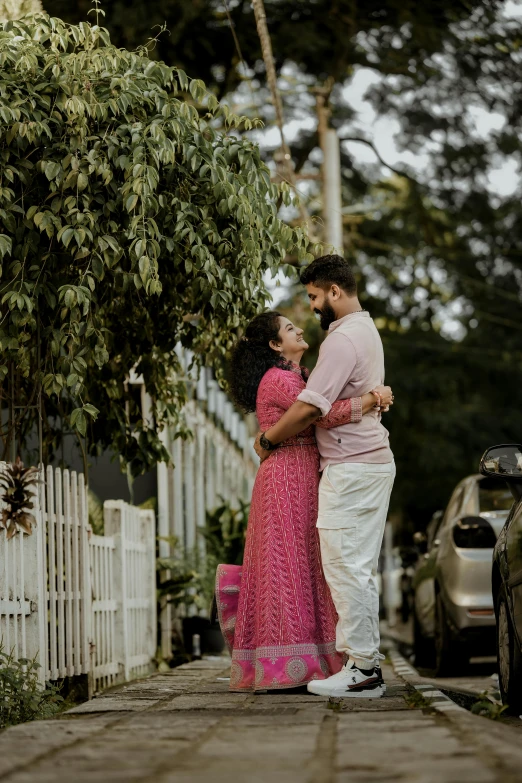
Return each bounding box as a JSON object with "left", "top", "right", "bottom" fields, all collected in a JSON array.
[
  {"left": 479, "top": 483, "right": 513, "bottom": 512},
  {"left": 479, "top": 488, "right": 513, "bottom": 512},
  {"left": 444, "top": 485, "right": 464, "bottom": 524}
]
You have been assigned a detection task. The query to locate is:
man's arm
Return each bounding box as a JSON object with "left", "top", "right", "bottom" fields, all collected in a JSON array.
[{"left": 255, "top": 334, "right": 357, "bottom": 458}]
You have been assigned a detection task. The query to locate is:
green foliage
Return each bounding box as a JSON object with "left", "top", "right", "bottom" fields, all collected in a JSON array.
[
  {"left": 200, "top": 498, "right": 249, "bottom": 566},
  {"left": 156, "top": 499, "right": 249, "bottom": 613},
  {"left": 0, "top": 12, "right": 312, "bottom": 473},
  {"left": 0, "top": 458, "right": 39, "bottom": 538},
  {"left": 0, "top": 646, "right": 64, "bottom": 728},
  {"left": 0, "top": 0, "right": 42, "bottom": 21},
  {"left": 88, "top": 488, "right": 103, "bottom": 534},
  {"left": 404, "top": 688, "right": 433, "bottom": 711},
  {"left": 139, "top": 495, "right": 157, "bottom": 511},
  {"left": 43, "top": 1, "right": 492, "bottom": 98},
  {"left": 195, "top": 498, "right": 250, "bottom": 609},
  {"left": 156, "top": 557, "right": 200, "bottom": 608},
  {"left": 379, "top": 324, "right": 522, "bottom": 530},
  {"left": 470, "top": 693, "right": 509, "bottom": 721},
  {"left": 38, "top": 2, "right": 522, "bottom": 527}
]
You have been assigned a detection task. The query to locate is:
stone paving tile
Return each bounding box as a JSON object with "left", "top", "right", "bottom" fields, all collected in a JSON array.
[
  {"left": 185, "top": 683, "right": 236, "bottom": 694},
  {"left": 157, "top": 716, "right": 324, "bottom": 783},
  {"left": 67, "top": 697, "right": 160, "bottom": 713},
  {"left": 249, "top": 693, "right": 328, "bottom": 704},
  {"left": 4, "top": 715, "right": 219, "bottom": 783},
  {"left": 335, "top": 710, "right": 495, "bottom": 783},
  {"left": 156, "top": 693, "right": 250, "bottom": 710},
  {"left": 0, "top": 717, "right": 116, "bottom": 778},
  {"left": 442, "top": 707, "right": 522, "bottom": 776},
  {"left": 1, "top": 660, "right": 521, "bottom": 783},
  {"left": 333, "top": 696, "right": 411, "bottom": 712}
]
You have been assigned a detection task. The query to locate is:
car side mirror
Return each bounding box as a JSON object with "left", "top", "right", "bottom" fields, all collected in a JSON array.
[
  {"left": 413, "top": 531, "right": 428, "bottom": 554},
  {"left": 480, "top": 444, "right": 522, "bottom": 501},
  {"left": 480, "top": 444, "right": 522, "bottom": 479}
]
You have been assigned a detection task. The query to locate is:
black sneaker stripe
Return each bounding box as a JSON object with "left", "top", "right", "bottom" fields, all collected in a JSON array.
[{"left": 345, "top": 681, "right": 382, "bottom": 693}]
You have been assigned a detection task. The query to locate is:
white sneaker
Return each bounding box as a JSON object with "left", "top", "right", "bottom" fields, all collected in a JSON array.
[{"left": 307, "top": 662, "right": 384, "bottom": 698}]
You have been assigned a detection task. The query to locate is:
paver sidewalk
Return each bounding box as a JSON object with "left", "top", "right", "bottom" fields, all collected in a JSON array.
[{"left": 1, "top": 658, "right": 522, "bottom": 782}]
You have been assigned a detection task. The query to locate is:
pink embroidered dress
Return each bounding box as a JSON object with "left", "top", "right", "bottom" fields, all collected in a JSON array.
[{"left": 217, "top": 364, "right": 363, "bottom": 692}]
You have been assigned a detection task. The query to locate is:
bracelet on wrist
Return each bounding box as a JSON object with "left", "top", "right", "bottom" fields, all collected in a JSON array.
[{"left": 370, "top": 390, "right": 382, "bottom": 410}]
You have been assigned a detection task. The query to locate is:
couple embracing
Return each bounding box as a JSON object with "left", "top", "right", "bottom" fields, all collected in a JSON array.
[{"left": 217, "top": 255, "right": 395, "bottom": 698}]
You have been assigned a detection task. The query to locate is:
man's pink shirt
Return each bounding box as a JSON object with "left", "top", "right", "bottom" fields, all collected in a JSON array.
[{"left": 297, "top": 311, "right": 393, "bottom": 470}]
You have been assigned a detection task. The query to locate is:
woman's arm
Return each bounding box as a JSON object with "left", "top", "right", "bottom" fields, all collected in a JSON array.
[{"left": 315, "top": 390, "right": 388, "bottom": 429}]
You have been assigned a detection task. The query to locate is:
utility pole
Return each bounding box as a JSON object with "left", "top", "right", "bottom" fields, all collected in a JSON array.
[
  {"left": 316, "top": 90, "right": 344, "bottom": 254},
  {"left": 251, "top": 0, "right": 317, "bottom": 239}
]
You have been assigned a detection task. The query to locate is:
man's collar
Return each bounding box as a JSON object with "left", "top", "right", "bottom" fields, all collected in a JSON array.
[{"left": 328, "top": 311, "right": 369, "bottom": 332}]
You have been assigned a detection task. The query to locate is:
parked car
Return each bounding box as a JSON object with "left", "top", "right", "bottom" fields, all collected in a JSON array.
[
  {"left": 480, "top": 443, "right": 522, "bottom": 712},
  {"left": 412, "top": 474, "right": 512, "bottom": 674}
]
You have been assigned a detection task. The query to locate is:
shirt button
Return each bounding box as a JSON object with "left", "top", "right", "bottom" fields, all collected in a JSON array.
[{"left": 338, "top": 438, "right": 341, "bottom": 443}]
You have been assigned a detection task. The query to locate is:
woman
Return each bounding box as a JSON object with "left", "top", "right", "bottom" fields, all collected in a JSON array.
[{"left": 217, "top": 311, "right": 393, "bottom": 692}]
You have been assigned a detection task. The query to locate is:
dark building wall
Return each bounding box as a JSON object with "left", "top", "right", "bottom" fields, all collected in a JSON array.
[
  {"left": 18, "top": 427, "right": 156, "bottom": 506},
  {"left": 60, "top": 436, "right": 157, "bottom": 505}
]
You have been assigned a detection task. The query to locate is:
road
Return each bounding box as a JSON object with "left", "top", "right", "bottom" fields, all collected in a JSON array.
[{"left": 384, "top": 619, "right": 522, "bottom": 731}]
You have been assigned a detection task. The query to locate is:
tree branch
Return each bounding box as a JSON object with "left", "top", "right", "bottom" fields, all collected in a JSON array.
[{"left": 339, "top": 135, "right": 420, "bottom": 184}]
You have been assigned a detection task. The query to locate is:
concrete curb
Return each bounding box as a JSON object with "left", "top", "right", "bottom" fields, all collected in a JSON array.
[{"left": 388, "top": 649, "right": 466, "bottom": 714}]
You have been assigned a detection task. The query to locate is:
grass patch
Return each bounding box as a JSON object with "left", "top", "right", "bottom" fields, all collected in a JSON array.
[
  {"left": 0, "top": 647, "right": 64, "bottom": 729},
  {"left": 470, "top": 692, "right": 508, "bottom": 721},
  {"left": 404, "top": 688, "right": 433, "bottom": 711}
]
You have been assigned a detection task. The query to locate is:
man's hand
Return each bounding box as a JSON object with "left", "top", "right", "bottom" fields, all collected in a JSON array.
[{"left": 254, "top": 431, "right": 271, "bottom": 463}]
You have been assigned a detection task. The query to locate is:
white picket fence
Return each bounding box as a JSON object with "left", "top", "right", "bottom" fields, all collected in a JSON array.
[
  {"left": 0, "top": 466, "right": 156, "bottom": 692},
  {"left": 155, "top": 358, "right": 259, "bottom": 659},
  {"left": 1, "top": 354, "right": 258, "bottom": 683}
]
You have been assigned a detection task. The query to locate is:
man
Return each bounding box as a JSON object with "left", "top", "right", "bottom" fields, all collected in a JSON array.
[{"left": 254, "top": 255, "right": 395, "bottom": 698}]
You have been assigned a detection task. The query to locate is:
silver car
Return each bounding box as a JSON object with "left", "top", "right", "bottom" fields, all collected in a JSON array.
[{"left": 413, "top": 474, "right": 512, "bottom": 674}]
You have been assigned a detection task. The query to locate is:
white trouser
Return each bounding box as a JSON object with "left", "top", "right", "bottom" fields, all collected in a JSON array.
[{"left": 317, "top": 461, "right": 396, "bottom": 670}]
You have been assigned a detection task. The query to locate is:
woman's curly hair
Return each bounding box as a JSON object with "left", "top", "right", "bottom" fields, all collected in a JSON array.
[{"left": 228, "top": 311, "right": 302, "bottom": 413}]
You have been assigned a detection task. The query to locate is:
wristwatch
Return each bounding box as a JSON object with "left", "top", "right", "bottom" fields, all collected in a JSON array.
[{"left": 259, "top": 432, "right": 278, "bottom": 451}]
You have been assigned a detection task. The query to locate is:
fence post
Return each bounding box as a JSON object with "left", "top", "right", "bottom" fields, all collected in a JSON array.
[
  {"left": 172, "top": 436, "right": 184, "bottom": 548},
  {"left": 104, "top": 500, "right": 129, "bottom": 681},
  {"left": 157, "top": 429, "right": 171, "bottom": 661},
  {"left": 183, "top": 436, "right": 196, "bottom": 553},
  {"left": 140, "top": 509, "right": 157, "bottom": 663},
  {"left": 195, "top": 418, "right": 207, "bottom": 562},
  {"left": 35, "top": 466, "right": 47, "bottom": 682},
  {"left": 78, "top": 473, "right": 93, "bottom": 695}
]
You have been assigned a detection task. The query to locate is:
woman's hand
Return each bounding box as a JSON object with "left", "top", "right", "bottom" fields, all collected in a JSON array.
[
  {"left": 373, "top": 385, "right": 393, "bottom": 408},
  {"left": 371, "top": 386, "right": 394, "bottom": 413},
  {"left": 361, "top": 385, "right": 394, "bottom": 414}
]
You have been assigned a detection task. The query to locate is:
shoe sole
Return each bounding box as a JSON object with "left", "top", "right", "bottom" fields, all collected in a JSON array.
[{"left": 307, "top": 683, "right": 384, "bottom": 698}]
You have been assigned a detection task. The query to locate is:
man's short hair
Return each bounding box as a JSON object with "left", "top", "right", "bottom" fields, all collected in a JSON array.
[{"left": 299, "top": 254, "right": 357, "bottom": 296}]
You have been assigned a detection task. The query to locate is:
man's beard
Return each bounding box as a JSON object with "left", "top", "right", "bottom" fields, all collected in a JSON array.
[{"left": 315, "top": 298, "right": 337, "bottom": 330}]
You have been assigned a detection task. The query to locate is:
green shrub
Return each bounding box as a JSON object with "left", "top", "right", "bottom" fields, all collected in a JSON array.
[
  {"left": 195, "top": 499, "right": 250, "bottom": 610},
  {"left": 0, "top": 12, "right": 313, "bottom": 476},
  {"left": 0, "top": 646, "right": 64, "bottom": 728},
  {"left": 200, "top": 499, "right": 250, "bottom": 566},
  {"left": 156, "top": 500, "right": 250, "bottom": 614}
]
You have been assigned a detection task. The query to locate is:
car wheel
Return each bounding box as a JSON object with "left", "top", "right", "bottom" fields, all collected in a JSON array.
[
  {"left": 496, "top": 585, "right": 522, "bottom": 714},
  {"left": 413, "top": 609, "right": 434, "bottom": 669},
  {"left": 434, "top": 592, "right": 468, "bottom": 676}
]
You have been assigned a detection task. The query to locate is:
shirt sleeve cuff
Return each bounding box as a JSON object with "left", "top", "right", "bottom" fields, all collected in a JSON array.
[
  {"left": 350, "top": 396, "right": 362, "bottom": 423},
  {"left": 297, "top": 389, "right": 332, "bottom": 417}
]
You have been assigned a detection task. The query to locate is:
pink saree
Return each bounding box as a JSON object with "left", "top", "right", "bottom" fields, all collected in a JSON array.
[{"left": 217, "top": 365, "right": 361, "bottom": 692}]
